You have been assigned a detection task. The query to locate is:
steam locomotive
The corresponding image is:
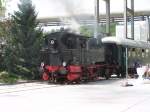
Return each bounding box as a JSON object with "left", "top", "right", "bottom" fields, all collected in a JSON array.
[{"left": 40, "top": 31, "right": 125, "bottom": 83}]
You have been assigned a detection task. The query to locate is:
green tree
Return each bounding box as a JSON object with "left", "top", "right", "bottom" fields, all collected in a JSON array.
[
  {"left": 0, "top": 0, "right": 6, "bottom": 17},
  {"left": 79, "top": 25, "right": 94, "bottom": 37},
  {"left": 80, "top": 23, "right": 116, "bottom": 37},
  {"left": 0, "top": 20, "right": 12, "bottom": 71},
  {"left": 5, "top": 0, "right": 43, "bottom": 78},
  {"left": 0, "top": 0, "right": 8, "bottom": 70},
  {"left": 101, "top": 23, "right": 116, "bottom": 36}
]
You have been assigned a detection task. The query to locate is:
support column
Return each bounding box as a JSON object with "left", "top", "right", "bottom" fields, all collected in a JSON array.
[
  {"left": 94, "top": 0, "right": 99, "bottom": 38},
  {"left": 125, "top": 47, "right": 128, "bottom": 79},
  {"left": 131, "top": 0, "right": 134, "bottom": 40},
  {"left": 123, "top": 0, "right": 134, "bottom": 86},
  {"left": 106, "top": 0, "right": 110, "bottom": 36},
  {"left": 147, "top": 16, "right": 150, "bottom": 42},
  {"left": 124, "top": 0, "right": 134, "bottom": 39},
  {"left": 124, "top": 0, "right": 128, "bottom": 83},
  {"left": 124, "top": 0, "right": 127, "bottom": 39}
]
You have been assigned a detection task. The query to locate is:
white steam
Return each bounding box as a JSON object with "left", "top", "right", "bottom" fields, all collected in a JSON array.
[{"left": 59, "top": 0, "right": 80, "bottom": 32}]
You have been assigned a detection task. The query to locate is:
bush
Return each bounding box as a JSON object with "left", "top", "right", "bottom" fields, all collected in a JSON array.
[{"left": 0, "top": 71, "right": 19, "bottom": 84}]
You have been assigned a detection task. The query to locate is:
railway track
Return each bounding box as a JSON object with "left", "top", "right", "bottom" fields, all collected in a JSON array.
[{"left": 0, "top": 82, "right": 62, "bottom": 94}]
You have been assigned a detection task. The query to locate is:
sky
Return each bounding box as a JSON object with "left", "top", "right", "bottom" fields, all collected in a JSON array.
[{"left": 6, "top": 0, "right": 150, "bottom": 18}]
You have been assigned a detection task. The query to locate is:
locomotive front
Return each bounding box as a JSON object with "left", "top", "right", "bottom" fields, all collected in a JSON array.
[{"left": 40, "top": 32, "right": 66, "bottom": 83}]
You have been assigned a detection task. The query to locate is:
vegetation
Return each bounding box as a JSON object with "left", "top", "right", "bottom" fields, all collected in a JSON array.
[
  {"left": 79, "top": 25, "right": 94, "bottom": 37},
  {"left": 0, "top": 71, "right": 19, "bottom": 84},
  {"left": 102, "top": 23, "right": 116, "bottom": 36},
  {"left": 0, "top": 0, "right": 6, "bottom": 17},
  {"left": 79, "top": 23, "right": 116, "bottom": 37},
  {"left": 0, "top": 20, "right": 12, "bottom": 69},
  {"left": 0, "top": 0, "right": 43, "bottom": 83}
]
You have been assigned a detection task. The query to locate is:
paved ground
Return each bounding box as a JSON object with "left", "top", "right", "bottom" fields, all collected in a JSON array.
[{"left": 0, "top": 79, "right": 150, "bottom": 112}]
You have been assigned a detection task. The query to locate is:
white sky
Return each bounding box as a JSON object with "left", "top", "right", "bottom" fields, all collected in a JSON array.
[{"left": 6, "top": 0, "right": 150, "bottom": 18}]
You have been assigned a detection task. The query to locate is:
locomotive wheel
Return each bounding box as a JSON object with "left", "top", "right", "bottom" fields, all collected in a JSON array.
[
  {"left": 117, "top": 74, "right": 120, "bottom": 78},
  {"left": 105, "top": 69, "right": 110, "bottom": 80},
  {"left": 48, "top": 77, "right": 57, "bottom": 84},
  {"left": 42, "top": 72, "right": 49, "bottom": 81},
  {"left": 53, "top": 78, "right": 57, "bottom": 84},
  {"left": 105, "top": 75, "right": 109, "bottom": 80},
  {"left": 51, "top": 73, "right": 57, "bottom": 84}
]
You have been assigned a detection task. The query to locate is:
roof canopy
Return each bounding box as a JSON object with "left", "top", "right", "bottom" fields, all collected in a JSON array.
[{"left": 102, "top": 36, "right": 150, "bottom": 49}]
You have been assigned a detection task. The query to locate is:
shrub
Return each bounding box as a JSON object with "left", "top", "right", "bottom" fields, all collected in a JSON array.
[{"left": 0, "top": 71, "right": 19, "bottom": 84}]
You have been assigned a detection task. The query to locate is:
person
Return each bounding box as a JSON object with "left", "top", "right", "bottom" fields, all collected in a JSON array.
[
  {"left": 144, "top": 64, "right": 150, "bottom": 79},
  {"left": 134, "top": 61, "right": 140, "bottom": 68},
  {"left": 133, "top": 61, "right": 141, "bottom": 77}
]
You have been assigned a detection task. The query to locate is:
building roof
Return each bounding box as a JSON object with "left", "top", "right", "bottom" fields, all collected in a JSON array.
[{"left": 102, "top": 36, "right": 150, "bottom": 49}]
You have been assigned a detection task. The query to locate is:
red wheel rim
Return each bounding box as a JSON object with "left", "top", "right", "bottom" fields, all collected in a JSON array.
[{"left": 42, "top": 72, "right": 49, "bottom": 81}]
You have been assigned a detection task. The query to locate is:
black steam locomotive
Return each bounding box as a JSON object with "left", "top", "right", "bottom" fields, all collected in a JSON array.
[{"left": 40, "top": 31, "right": 125, "bottom": 83}]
